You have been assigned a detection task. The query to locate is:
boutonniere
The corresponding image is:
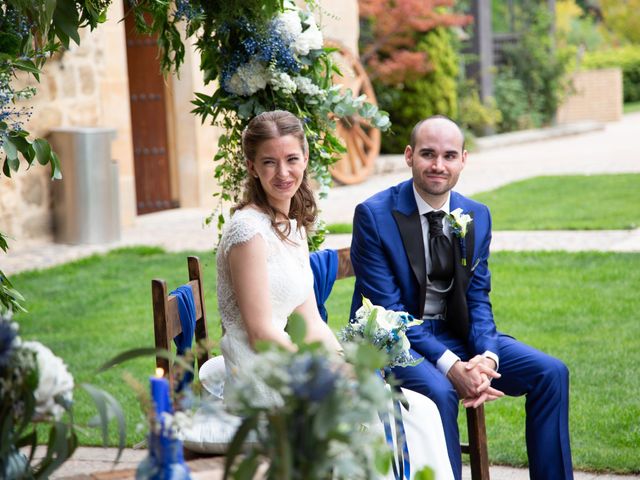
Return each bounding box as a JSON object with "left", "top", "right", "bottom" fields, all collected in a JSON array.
[{"left": 447, "top": 208, "right": 473, "bottom": 266}]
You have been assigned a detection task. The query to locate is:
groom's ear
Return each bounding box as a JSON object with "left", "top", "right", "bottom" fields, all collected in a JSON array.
[{"left": 404, "top": 145, "right": 413, "bottom": 167}]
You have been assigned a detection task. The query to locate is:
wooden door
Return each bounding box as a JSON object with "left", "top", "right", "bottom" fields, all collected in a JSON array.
[{"left": 124, "top": 8, "right": 174, "bottom": 214}]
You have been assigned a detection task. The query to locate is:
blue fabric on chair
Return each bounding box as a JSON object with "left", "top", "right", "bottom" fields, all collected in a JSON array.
[
  {"left": 309, "top": 249, "right": 338, "bottom": 323},
  {"left": 170, "top": 285, "right": 196, "bottom": 391}
]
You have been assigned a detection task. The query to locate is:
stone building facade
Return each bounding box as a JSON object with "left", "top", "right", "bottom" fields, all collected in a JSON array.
[{"left": 0, "top": 0, "right": 359, "bottom": 245}]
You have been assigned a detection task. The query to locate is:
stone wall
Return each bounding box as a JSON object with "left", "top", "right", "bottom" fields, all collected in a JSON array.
[
  {"left": 0, "top": 1, "right": 135, "bottom": 245},
  {"left": 556, "top": 68, "right": 623, "bottom": 124},
  {"left": 0, "top": 30, "right": 106, "bottom": 243}
]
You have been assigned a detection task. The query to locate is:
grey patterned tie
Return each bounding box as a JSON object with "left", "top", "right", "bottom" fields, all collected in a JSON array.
[{"left": 425, "top": 211, "right": 454, "bottom": 281}]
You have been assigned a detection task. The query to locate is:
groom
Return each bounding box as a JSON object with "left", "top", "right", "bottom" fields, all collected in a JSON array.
[{"left": 349, "top": 115, "right": 573, "bottom": 479}]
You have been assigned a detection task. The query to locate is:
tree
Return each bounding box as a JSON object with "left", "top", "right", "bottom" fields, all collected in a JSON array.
[
  {"left": 358, "top": 0, "right": 471, "bottom": 152},
  {"left": 599, "top": 0, "right": 640, "bottom": 44},
  {"left": 358, "top": 0, "right": 471, "bottom": 86}
]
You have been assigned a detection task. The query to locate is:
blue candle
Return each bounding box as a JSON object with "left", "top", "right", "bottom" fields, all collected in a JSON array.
[
  {"left": 150, "top": 368, "right": 172, "bottom": 418},
  {"left": 137, "top": 368, "right": 191, "bottom": 479}
]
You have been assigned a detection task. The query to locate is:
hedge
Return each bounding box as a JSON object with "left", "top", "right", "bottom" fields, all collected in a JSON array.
[{"left": 582, "top": 46, "right": 640, "bottom": 103}]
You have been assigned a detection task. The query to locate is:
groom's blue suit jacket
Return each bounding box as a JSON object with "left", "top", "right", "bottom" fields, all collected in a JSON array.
[{"left": 350, "top": 179, "right": 499, "bottom": 364}]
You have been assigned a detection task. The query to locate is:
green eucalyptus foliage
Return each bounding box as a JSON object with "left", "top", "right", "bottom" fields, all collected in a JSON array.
[
  {"left": 375, "top": 28, "right": 459, "bottom": 154},
  {"left": 223, "top": 314, "right": 393, "bottom": 480}
]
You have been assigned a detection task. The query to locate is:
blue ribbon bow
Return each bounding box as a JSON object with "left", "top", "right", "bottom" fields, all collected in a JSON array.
[{"left": 379, "top": 369, "right": 411, "bottom": 479}]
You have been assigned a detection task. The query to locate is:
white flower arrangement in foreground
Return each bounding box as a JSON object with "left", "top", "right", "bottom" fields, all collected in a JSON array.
[{"left": 22, "top": 341, "right": 74, "bottom": 421}]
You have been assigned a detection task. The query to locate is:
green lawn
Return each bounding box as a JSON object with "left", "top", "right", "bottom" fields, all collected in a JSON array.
[
  {"left": 623, "top": 101, "right": 640, "bottom": 114},
  {"left": 13, "top": 248, "right": 640, "bottom": 473},
  {"left": 325, "top": 223, "right": 353, "bottom": 234},
  {"left": 327, "top": 174, "right": 640, "bottom": 234},
  {"left": 471, "top": 174, "right": 640, "bottom": 230}
]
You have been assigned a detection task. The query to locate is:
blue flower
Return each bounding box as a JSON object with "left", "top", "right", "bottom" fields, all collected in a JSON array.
[
  {"left": 0, "top": 319, "right": 17, "bottom": 369},
  {"left": 288, "top": 354, "right": 337, "bottom": 403},
  {"left": 173, "top": 0, "right": 204, "bottom": 23}
]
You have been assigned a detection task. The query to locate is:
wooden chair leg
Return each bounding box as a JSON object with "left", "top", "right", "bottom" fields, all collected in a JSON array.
[{"left": 466, "top": 405, "right": 490, "bottom": 480}]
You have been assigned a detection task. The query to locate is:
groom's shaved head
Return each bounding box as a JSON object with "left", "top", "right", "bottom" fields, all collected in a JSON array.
[{"left": 409, "top": 115, "right": 465, "bottom": 151}]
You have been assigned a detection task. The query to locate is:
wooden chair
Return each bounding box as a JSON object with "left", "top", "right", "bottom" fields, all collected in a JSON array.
[
  {"left": 335, "top": 247, "right": 490, "bottom": 480},
  {"left": 152, "top": 256, "right": 210, "bottom": 388}
]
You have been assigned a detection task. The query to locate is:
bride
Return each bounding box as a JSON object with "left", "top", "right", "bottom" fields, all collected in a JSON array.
[{"left": 204, "top": 110, "right": 453, "bottom": 480}]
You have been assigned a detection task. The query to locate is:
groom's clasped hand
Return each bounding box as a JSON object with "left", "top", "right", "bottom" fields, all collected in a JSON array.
[{"left": 447, "top": 355, "right": 503, "bottom": 409}]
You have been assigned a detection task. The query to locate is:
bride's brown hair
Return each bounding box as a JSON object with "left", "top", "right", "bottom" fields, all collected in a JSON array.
[{"left": 235, "top": 110, "right": 317, "bottom": 241}]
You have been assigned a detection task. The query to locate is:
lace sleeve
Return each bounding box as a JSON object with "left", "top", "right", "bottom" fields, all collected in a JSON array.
[{"left": 220, "top": 210, "right": 270, "bottom": 256}]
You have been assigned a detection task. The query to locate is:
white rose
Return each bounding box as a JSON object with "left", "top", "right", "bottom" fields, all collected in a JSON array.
[
  {"left": 375, "top": 308, "right": 398, "bottom": 331},
  {"left": 273, "top": 10, "right": 302, "bottom": 41},
  {"left": 22, "top": 341, "right": 74, "bottom": 421},
  {"left": 293, "top": 21, "right": 323, "bottom": 56}
]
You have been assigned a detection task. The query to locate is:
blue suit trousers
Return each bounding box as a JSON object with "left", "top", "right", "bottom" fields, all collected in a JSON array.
[{"left": 393, "top": 320, "right": 573, "bottom": 480}]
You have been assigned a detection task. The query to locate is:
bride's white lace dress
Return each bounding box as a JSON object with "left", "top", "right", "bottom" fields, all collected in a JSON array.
[{"left": 205, "top": 208, "right": 453, "bottom": 480}]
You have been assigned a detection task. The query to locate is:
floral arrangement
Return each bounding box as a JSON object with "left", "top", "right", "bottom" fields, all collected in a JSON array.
[
  {"left": 222, "top": 314, "right": 392, "bottom": 479},
  {"left": 0, "top": 317, "right": 122, "bottom": 479},
  {"left": 132, "top": 0, "right": 390, "bottom": 246},
  {"left": 0, "top": 318, "right": 75, "bottom": 478},
  {"left": 339, "top": 297, "right": 423, "bottom": 369},
  {"left": 192, "top": 0, "right": 390, "bottom": 224}
]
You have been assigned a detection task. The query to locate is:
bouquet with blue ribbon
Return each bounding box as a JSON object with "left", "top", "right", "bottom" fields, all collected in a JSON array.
[{"left": 339, "top": 297, "right": 424, "bottom": 480}]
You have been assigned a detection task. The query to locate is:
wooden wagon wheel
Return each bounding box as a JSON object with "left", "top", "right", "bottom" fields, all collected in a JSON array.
[{"left": 326, "top": 41, "right": 381, "bottom": 185}]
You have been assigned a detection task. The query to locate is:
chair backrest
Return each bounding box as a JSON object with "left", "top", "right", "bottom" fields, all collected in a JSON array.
[
  {"left": 152, "top": 256, "right": 210, "bottom": 387},
  {"left": 336, "top": 247, "right": 354, "bottom": 279}
]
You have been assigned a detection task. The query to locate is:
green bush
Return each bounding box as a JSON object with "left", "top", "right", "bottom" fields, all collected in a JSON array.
[
  {"left": 376, "top": 28, "right": 459, "bottom": 153},
  {"left": 493, "top": 5, "right": 572, "bottom": 132},
  {"left": 582, "top": 46, "right": 640, "bottom": 103},
  {"left": 456, "top": 79, "right": 502, "bottom": 137},
  {"left": 494, "top": 69, "right": 543, "bottom": 132}
]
